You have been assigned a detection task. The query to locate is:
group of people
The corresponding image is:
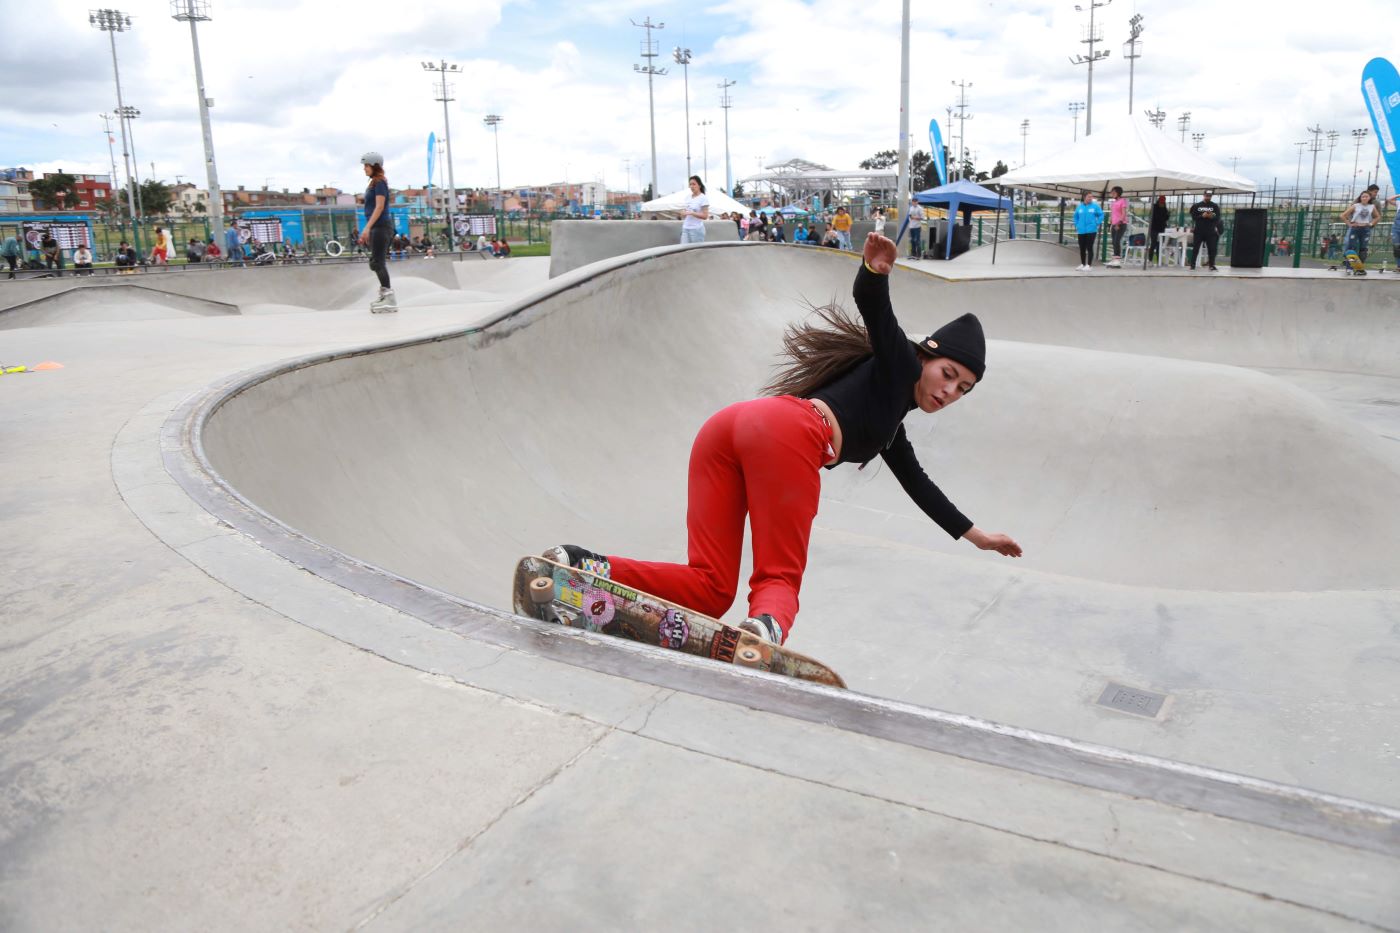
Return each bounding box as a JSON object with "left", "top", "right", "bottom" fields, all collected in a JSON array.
[
  {"left": 0, "top": 232, "right": 96, "bottom": 278},
  {"left": 469, "top": 234, "right": 511, "bottom": 257},
  {"left": 1072, "top": 188, "right": 1223, "bottom": 270},
  {"left": 390, "top": 233, "right": 437, "bottom": 259}
]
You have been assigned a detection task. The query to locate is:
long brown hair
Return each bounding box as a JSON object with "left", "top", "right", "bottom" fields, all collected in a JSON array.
[{"left": 765, "top": 300, "right": 931, "bottom": 397}]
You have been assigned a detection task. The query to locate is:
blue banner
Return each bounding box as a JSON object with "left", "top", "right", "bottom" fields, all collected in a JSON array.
[
  {"left": 1361, "top": 58, "right": 1400, "bottom": 193},
  {"left": 929, "top": 119, "right": 947, "bottom": 187},
  {"left": 427, "top": 132, "right": 437, "bottom": 188}
]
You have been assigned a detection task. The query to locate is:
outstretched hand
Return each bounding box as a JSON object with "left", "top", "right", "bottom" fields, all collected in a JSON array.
[
  {"left": 965, "top": 526, "right": 1023, "bottom": 558},
  {"left": 863, "top": 232, "right": 896, "bottom": 274}
]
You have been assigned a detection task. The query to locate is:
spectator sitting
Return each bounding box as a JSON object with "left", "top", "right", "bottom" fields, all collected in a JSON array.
[
  {"left": 820, "top": 226, "right": 841, "bottom": 248},
  {"left": 41, "top": 233, "right": 64, "bottom": 276},
  {"left": 793, "top": 224, "right": 809, "bottom": 244},
  {"left": 73, "top": 244, "right": 93, "bottom": 275},
  {"left": 476, "top": 234, "right": 490, "bottom": 253},
  {"left": 114, "top": 241, "right": 138, "bottom": 274},
  {"left": 186, "top": 237, "right": 206, "bottom": 263},
  {"left": 421, "top": 233, "right": 435, "bottom": 258},
  {"left": 204, "top": 238, "right": 222, "bottom": 261}
]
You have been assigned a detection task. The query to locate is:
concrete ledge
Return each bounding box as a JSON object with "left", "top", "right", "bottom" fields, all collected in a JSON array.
[{"left": 548, "top": 218, "right": 739, "bottom": 277}]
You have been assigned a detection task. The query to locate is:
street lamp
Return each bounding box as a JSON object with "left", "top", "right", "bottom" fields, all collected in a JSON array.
[
  {"left": 673, "top": 47, "right": 693, "bottom": 179},
  {"left": 422, "top": 59, "right": 461, "bottom": 249},
  {"left": 1176, "top": 111, "right": 1191, "bottom": 143},
  {"left": 696, "top": 119, "right": 712, "bottom": 182},
  {"left": 1069, "top": 0, "right": 1112, "bottom": 137},
  {"left": 1145, "top": 107, "right": 1166, "bottom": 130},
  {"left": 1020, "top": 119, "right": 1030, "bottom": 166},
  {"left": 483, "top": 114, "right": 504, "bottom": 225},
  {"left": 171, "top": 0, "right": 222, "bottom": 240},
  {"left": 1124, "top": 14, "right": 1143, "bottom": 115},
  {"left": 89, "top": 8, "right": 140, "bottom": 244},
  {"left": 116, "top": 105, "right": 144, "bottom": 218},
  {"left": 1192, "top": 132, "right": 1205, "bottom": 152},
  {"left": 1068, "top": 101, "right": 1085, "bottom": 142},
  {"left": 632, "top": 17, "right": 666, "bottom": 200},
  {"left": 951, "top": 80, "right": 973, "bottom": 178}
]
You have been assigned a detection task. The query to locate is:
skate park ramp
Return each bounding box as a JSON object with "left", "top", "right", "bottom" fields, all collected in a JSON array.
[
  {"left": 0, "top": 283, "right": 239, "bottom": 329},
  {"left": 197, "top": 241, "right": 1400, "bottom": 807}
]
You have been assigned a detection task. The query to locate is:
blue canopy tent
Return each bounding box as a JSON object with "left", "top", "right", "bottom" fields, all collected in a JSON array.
[{"left": 912, "top": 179, "right": 1016, "bottom": 259}]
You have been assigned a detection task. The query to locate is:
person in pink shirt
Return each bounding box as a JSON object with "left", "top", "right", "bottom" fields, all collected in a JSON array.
[{"left": 1108, "top": 186, "right": 1130, "bottom": 262}]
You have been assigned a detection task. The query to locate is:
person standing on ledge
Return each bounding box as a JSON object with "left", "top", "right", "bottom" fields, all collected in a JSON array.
[
  {"left": 1187, "top": 190, "right": 1223, "bottom": 271},
  {"left": 1073, "top": 191, "right": 1104, "bottom": 271},
  {"left": 679, "top": 175, "right": 710, "bottom": 244},
  {"left": 545, "top": 232, "right": 1022, "bottom": 646},
  {"left": 358, "top": 151, "right": 397, "bottom": 313}
]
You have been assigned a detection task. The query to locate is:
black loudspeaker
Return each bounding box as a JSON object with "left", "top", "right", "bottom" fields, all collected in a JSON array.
[{"left": 1231, "top": 208, "right": 1268, "bottom": 268}]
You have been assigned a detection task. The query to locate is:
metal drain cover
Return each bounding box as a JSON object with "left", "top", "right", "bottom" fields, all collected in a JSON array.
[{"left": 1096, "top": 683, "right": 1167, "bottom": 718}]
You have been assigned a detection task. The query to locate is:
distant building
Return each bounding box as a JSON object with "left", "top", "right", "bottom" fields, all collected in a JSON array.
[
  {"left": 38, "top": 171, "right": 112, "bottom": 210},
  {"left": 0, "top": 169, "right": 33, "bottom": 213}
]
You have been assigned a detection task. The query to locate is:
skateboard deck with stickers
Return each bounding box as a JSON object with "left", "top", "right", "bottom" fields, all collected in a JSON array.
[{"left": 512, "top": 555, "right": 845, "bottom": 688}]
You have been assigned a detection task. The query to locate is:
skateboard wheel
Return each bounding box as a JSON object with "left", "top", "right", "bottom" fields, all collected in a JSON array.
[{"left": 528, "top": 577, "right": 553, "bottom": 605}]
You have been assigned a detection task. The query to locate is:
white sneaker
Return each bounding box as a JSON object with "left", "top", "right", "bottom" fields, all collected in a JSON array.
[
  {"left": 738, "top": 613, "right": 782, "bottom": 644},
  {"left": 369, "top": 288, "right": 398, "bottom": 313}
]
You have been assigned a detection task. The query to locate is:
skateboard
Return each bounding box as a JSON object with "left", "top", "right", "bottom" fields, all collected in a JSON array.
[
  {"left": 512, "top": 555, "right": 846, "bottom": 688},
  {"left": 1330, "top": 249, "right": 1368, "bottom": 275}
]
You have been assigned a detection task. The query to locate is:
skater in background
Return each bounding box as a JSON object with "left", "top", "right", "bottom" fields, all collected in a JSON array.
[
  {"left": 1073, "top": 191, "right": 1104, "bottom": 271},
  {"left": 1187, "top": 190, "right": 1223, "bottom": 271},
  {"left": 358, "top": 151, "right": 397, "bottom": 313},
  {"left": 544, "top": 231, "right": 1021, "bottom": 647},
  {"left": 1148, "top": 195, "right": 1169, "bottom": 263},
  {"left": 1108, "top": 186, "right": 1129, "bottom": 262},
  {"left": 679, "top": 175, "right": 710, "bottom": 244},
  {"left": 1340, "top": 191, "right": 1378, "bottom": 263}
]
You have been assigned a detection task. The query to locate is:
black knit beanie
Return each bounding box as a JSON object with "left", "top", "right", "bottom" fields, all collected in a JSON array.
[{"left": 913, "top": 313, "right": 986, "bottom": 382}]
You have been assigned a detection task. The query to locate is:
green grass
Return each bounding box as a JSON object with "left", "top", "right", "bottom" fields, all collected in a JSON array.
[{"left": 504, "top": 241, "right": 550, "bottom": 257}]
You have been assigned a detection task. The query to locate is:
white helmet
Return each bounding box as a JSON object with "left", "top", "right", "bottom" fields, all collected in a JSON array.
[{"left": 360, "top": 151, "right": 384, "bottom": 166}]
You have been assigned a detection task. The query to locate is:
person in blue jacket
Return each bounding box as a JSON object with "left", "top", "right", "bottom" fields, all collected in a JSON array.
[{"left": 1073, "top": 191, "right": 1105, "bottom": 271}]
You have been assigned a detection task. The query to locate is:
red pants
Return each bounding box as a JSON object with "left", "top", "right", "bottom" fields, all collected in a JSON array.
[{"left": 608, "top": 395, "right": 830, "bottom": 643}]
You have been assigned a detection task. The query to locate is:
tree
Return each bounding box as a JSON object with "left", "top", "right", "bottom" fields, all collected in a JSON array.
[
  {"left": 731, "top": 181, "right": 745, "bottom": 198},
  {"left": 139, "top": 178, "right": 174, "bottom": 215},
  {"left": 859, "top": 150, "right": 899, "bottom": 171},
  {"left": 28, "top": 172, "right": 77, "bottom": 210},
  {"left": 641, "top": 183, "right": 654, "bottom": 202},
  {"left": 990, "top": 160, "right": 1009, "bottom": 180},
  {"left": 93, "top": 195, "right": 123, "bottom": 220},
  {"left": 910, "top": 150, "right": 935, "bottom": 189}
]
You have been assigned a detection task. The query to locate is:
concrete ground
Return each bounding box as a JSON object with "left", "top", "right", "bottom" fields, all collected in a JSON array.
[{"left": 1, "top": 247, "right": 1397, "bottom": 931}]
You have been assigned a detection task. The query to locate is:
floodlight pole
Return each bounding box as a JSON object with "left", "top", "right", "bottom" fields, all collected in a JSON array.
[
  {"left": 117, "top": 106, "right": 144, "bottom": 219},
  {"left": 1020, "top": 119, "right": 1030, "bottom": 166},
  {"left": 484, "top": 114, "right": 504, "bottom": 223},
  {"left": 99, "top": 113, "right": 120, "bottom": 213},
  {"left": 696, "top": 120, "right": 712, "bottom": 181},
  {"left": 719, "top": 79, "right": 736, "bottom": 196},
  {"left": 172, "top": 0, "right": 223, "bottom": 239},
  {"left": 951, "top": 80, "right": 973, "bottom": 176},
  {"left": 673, "top": 47, "right": 692, "bottom": 179},
  {"left": 90, "top": 9, "right": 141, "bottom": 250},
  {"left": 1352, "top": 128, "right": 1369, "bottom": 192},
  {"left": 632, "top": 17, "right": 666, "bottom": 200},
  {"left": 1307, "top": 124, "right": 1323, "bottom": 211},
  {"left": 1124, "top": 14, "right": 1143, "bottom": 115},
  {"left": 1322, "top": 130, "right": 1339, "bottom": 203},
  {"left": 896, "top": 0, "right": 911, "bottom": 216},
  {"left": 1069, "top": 0, "right": 1112, "bottom": 137},
  {"left": 422, "top": 60, "right": 461, "bottom": 249},
  {"left": 1177, "top": 111, "right": 1191, "bottom": 144},
  {"left": 1069, "top": 101, "right": 1085, "bottom": 142}
]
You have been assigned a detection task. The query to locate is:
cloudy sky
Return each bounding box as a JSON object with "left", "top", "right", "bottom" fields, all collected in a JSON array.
[{"left": 3, "top": 0, "right": 1395, "bottom": 200}]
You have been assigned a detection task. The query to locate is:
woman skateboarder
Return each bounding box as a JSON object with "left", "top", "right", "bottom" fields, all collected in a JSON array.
[
  {"left": 358, "top": 151, "right": 397, "bottom": 313},
  {"left": 548, "top": 232, "right": 1021, "bottom": 646}
]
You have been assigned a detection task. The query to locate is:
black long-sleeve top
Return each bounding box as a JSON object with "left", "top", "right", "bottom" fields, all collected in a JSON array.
[{"left": 807, "top": 264, "right": 973, "bottom": 540}]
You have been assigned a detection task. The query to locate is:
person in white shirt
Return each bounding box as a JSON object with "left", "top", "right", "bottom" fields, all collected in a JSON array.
[
  {"left": 680, "top": 175, "right": 710, "bottom": 244},
  {"left": 476, "top": 234, "right": 490, "bottom": 253},
  {"left": 872, "top": 208, "right": 886, "bottom": 235}
]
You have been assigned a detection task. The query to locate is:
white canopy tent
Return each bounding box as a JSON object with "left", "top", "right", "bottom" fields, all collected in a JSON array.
[
  {"left": 640, "top": 187, "right": 750, "bottom": 217},
  {"left": 997, "top": 115, "right": 1257, "bottom": 197},
  {"left": 996, "top": 116, "right": 1257, "bottom": 268}
]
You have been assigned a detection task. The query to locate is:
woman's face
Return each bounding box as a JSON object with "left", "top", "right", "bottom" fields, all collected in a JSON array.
[
  {"left": 688, "top": 178, "right": 700, "bottom": 195},
  {"left": 362, "top": 163, "right": 373, "bottom": 177},
  {"left": 914, "top": 356, "right": 977, "bottom": 413},
  {"left": 1360, "top": 192, "right": 1372, "bottom": 204}
]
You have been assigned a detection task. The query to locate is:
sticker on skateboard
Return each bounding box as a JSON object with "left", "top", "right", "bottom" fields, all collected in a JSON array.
[{"left": 512, "top": 555, "right": 845, "bottom": 688}]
